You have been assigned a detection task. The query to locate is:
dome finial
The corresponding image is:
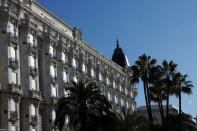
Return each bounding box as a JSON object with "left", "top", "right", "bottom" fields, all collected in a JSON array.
[{"left": 116, "top": 38, "right": 120, "bottom": 48}]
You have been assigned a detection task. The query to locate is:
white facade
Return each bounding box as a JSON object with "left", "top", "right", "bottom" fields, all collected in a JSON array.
[{"left": 0, "top": 0, "right": 137, "bottom": 131}]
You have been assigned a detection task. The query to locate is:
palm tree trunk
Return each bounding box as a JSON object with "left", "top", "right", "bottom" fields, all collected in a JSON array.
[
  {"left": 166, "top": 86, "right": 170, "bottom": 131},
  {"left": 143, "top": 81, "right": 154, "bottom": 130},
  {"left": 179, "top": 91, "right": 182, "bottom": 131},
  {"left": 158, "top": 99, "right": 165, "bottom": 127}
]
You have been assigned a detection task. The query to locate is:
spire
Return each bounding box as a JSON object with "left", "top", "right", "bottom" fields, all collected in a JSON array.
[{"left": 116, "top": 38, "right": 120, "bottom": 48}]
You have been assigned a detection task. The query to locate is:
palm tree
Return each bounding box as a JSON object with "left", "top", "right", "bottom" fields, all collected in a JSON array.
[
  {"left": 54, "top": 80, "right": 114, "bottom": 131},
  {"left": 172, "top": 72, "right": 193, "bottom": 130},
  {"left": 149, "top": 65, "right": 166, "bottom": 126},
  {"left": 117, "top": 108, "right": 150, "bottom": 131},
  {"left": 130, "top": 54, "right": 157, "bottom": 130},
  {"left": 161, "top": 60, "right": 177, "bottom": 130}
]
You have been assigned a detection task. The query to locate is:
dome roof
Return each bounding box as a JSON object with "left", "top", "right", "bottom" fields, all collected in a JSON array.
[{"left": 112, "top": 39, "right": 129, "bottom": 68}]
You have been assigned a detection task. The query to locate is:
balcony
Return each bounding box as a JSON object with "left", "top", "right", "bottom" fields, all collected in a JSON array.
[
  {"left": 30, "top": 67, "right": 38, "bottom": 76},
  {"left": 9, "top": 58, "right": 19, "bottom": 69},
  {"left": 8, "top": 34, "right": 18, "bottom": 43},
  {"left": 51, "top": 97, "right": 58, "bottom": 104},
  {"left": 51, "top": 77, "right": 57, "bottom": 85},
  {"left": 29, "top": 90, "right": 41, "bottom": 100},
  {"left": 29, "top": 45, "right": 38, "bottom": 53},
  {"left": 31, "top": 116, "right": 38, "bottom": 125},
  {"left": 8, "top": 83, "right": 22, "bottom": 95},
  {"left": 49, "top": 55, "right": 57, "bottom": 63},
  {"left": 10, "top": 111, "right": 18, "bottom": 122}
]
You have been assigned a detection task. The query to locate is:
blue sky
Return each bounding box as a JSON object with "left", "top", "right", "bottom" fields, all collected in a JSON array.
[{"left": 37, "top": 0, "right": 197, "bottom": 116}]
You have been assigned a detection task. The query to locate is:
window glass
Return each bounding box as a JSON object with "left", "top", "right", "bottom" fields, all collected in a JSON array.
[
  {"left": 31, "top": 104, "right": 36, "bottom": 116},
  {"left": 29, "top": 33, "right": 34, "bottom": 45},
  {"left": 63, "top": 71, "right": 68, "bottom": 83},
  {"left": 51, "top": 85, "right": 57, "bottom": 97},
  {"left": 50, "top": 65, "right": 56, "bottom": 78},
  {"left": 107, "top": 92, "right": 111, "bottom": 101},
  {"left": 11, "top": 71, "right": 17, "bottom": 84},
  {"left": 91, "top": 69, "right": 95, "bottom": 77},
  {"left": 73, "top": 75, "right": 78, "bottom": 83},
  {"left": 10, "top": 99, "right": 16, "bottom": 112},
  {"left": 115, "top": 95, "right": 118, "bottom": 104},
  {"left": 9, "top": 22, "right": 15, "bottom": 36},
  {"left": 49, "top": 45, "right": 54, "bottom": 56},
  {"left": 82, "top": 64, "right": 86, "bottom": 73},
  {"left": 106, "top": 78, "right": 110, "bottom": 85},
  {"left": 29, "top": 55, "right": 36, "bottom": 68},
  {"left": 61, "top": 52, "right": 65, "bottom": 62},
  {"left": 10, "top": 125, "right": 16, "bottom": 131},
  {"left": 113, "top": 81, "right": 116, "bottom": 88},
  {"left": 121, "top": 98, "right": 124, "bottom": 106},
  {"left": 72, "top": 58, "right": 77, "bottom": 69},
  {"left": 31, "top": 78, "right": 36, "bottom": 90},
  {"left": 10, "top": 46, "right": 16, "bottom": 59},
  {"left": 99, "top": 73, "right": 103, "bottom": 81},
  {"left": 52, "top": 110, "right": 56, "bottom": 121}
]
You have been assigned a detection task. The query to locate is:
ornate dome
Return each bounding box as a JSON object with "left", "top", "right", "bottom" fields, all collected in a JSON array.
[{"left": 112, "top": 39, "right": 129, "bottom": 68}]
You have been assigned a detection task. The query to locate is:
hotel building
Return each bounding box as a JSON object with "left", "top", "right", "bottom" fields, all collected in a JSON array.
[{"left": 0, "top": 0, "right": 137, "bottom": 130}]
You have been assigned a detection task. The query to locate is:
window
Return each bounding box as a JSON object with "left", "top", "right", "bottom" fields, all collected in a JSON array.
[
  {"left": 8, "top": 22, "right": 15, "bottom": 36},
  {"left": 29, "top": 55, "right": 36, "bottom": 68},
  {"left": 52, "top": 110, "right": 56, "bottom": 121},
  {"left": 119, "top": 85, "right": 122, "bottom": 92},
  {"left": 125, "top": 88, "right": 128, "bottom": 95},
  {"left": 82, "top": 64, "right": 87, "bottom": 73},
  {"left": 51, "top": 85, "right": 57, "bottom": 97},
  {"left": 29, "top": 33, "right": 36, "bottom": 47},
  {"left": 121, "top": 98, "right": 124, "bottom": 106},
  {"left": 10, "top": 125, "right": 16, "bottom": 131},
  {"left": 49, "top": 45, "right": 55, "bottom": 57},
  {"left": 50, "top": 65, "right": 56, "bottom": 78},
  {"left": 72, "top": 58, "right": 77, "bottom": 69},
  {"left": 113, "top": 81, "right": 116, "bottom": 88},
  {"left": 11, "top": 71, "right": 17, "bottom": 84},
  {"left": 31, "top": 78, "right": 37, "bottom": 90},
  {"left": 99, "top": 73, "right": 103, "bottom": 81},
  {"left": 61, "top": 52, "right": 66, "bottom": 63},
  {"left": 31, "top": 104, "right": 36, "bottom": 116},
  {"left": 10, "top": 99, "right": 16, "bottom": 112},
  {"left": 126, "top": 101, "right": 130, "bottom": 109},
  {"left": 106, "top": 78, "right": 110, "bottom": 85},
  {"left": 73, "top": 75, "right": 78, "bottom": 83},
  {"left": 63, "top": 71, "right": 69, "bottom": 83},
  {"left": 91, "top": 69, "right": 95, "bottom": 77},
  {"left": 9, "top": 46, "right": 16, "bottom": 60},
  {"left": 114, "top": 95, "right": 118, "bottom": 104},
  {"left": 107, "top": 92, "right": 111, "bottom": 101},
  {"left": 130, "top": 92, "right": 133, "bottom": 97}
]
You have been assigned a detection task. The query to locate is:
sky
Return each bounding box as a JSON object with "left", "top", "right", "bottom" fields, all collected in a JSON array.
[{"left": 37, "top": 0, "right": 197, "bottom": 117}]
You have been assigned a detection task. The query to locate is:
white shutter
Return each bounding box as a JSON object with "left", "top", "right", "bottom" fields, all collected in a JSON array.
[{"left": 31, "top": 104, "right": 36, "bottom": 116}]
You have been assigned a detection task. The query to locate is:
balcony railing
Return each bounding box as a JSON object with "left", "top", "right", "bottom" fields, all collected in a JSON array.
[
  {"left": 29, "top": 45, "right": 38, "bottom": 53},
  {"left": 30, "top": 67, "right": 38, "bottom": 76},
  {"left": 9, "top": 58, "right": 19, "bottom": 69},
  {"left": 29, "top": 90, "right": 41, "bottom": 100},
  {"left": 51, "top": 97, "right": 58, "bottom": 104},
  {"left": 10, "top": 111, "right": 18, "bottom": 121},
  {"left": 8, "top": 34, "right": 18, "bottom": 43},
  {"left": 51, "top": 77, "right": 57, "bottom": 85},
  {"left": 31, "top": 116, "right": 38, "bottom": 125},
  {"left": 8, "top": 83, "right": 22, "bottom": 94}
]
